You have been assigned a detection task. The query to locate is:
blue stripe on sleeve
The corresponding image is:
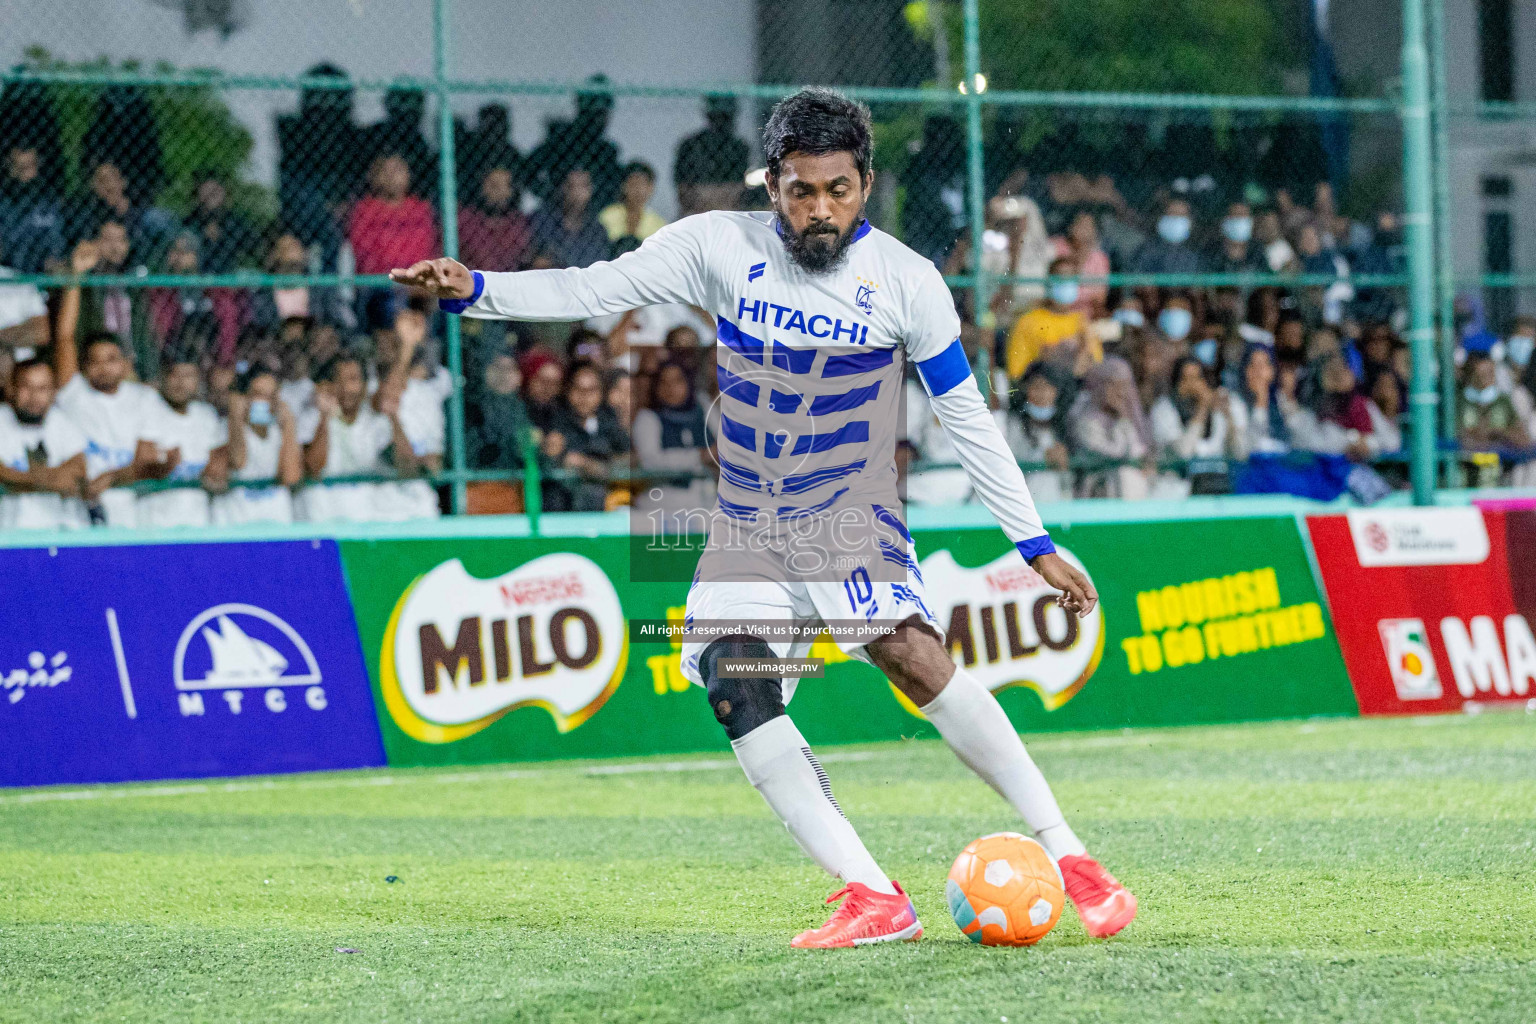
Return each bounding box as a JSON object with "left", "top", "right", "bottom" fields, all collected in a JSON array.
[
  {"left": 916, "top": 338, "right": 971, "bottom": 396},
  {"left": 1016, "top": 535, "right": 1057, "bottom": 561},
  {"left": 438, "top": 270, "right": 485, "bottom": 314}
]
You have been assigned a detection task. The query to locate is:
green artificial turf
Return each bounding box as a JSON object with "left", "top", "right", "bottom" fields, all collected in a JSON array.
[{"left": 1, "top": 713, "right": 1533, "bottom": 1023}]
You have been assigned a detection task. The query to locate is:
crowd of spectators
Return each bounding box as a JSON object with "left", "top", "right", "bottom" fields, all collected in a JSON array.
[{"left": 0, "top": 68, "right": 1533, "bottom": 530}]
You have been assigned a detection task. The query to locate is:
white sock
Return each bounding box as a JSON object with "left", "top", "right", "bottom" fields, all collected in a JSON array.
[
  {"left": 731, "top": 715, "right": 898, "bottom": 894},
  {"left": 920, "top": 668, "right": 1088, "bottom": 860}
]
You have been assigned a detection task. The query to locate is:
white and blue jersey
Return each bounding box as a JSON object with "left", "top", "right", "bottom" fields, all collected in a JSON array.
[
  {"left": 447, "top": 210, "right": 1053, "bottom": 559},
  {"left": 445, "top": 210, "right": 1056, "bottom": 694}
]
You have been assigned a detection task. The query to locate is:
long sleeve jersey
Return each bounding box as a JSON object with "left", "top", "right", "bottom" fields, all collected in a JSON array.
[{"left": 443, "top": 210, "right": 1054, "bottom": 560}]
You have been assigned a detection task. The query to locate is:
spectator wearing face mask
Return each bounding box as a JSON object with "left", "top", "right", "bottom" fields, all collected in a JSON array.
[
  {"left": 1211, "top": 201, "right": 1264, "bottom": 274},
  {"left": 1156, "top": 293, "right": 1196, "bottom": 348},
  {"left": 1495, "top": 317, "right": 1536, "bottom": 417},
  {"left": 299, "top": 352, "right": 420, "bottom": 522},
  {"left": 1458, "top": 352, "right": 1529, "bottom": 452},
  {"left": 1004, "top": 256, "right": 1101, "bottom": 382},
  {"left": 1132, "top": 198, "right": 1204, "bottom": 275},
  {"left": 1051, "top": 209, "right": 1109, "bottom": 315},
  {"left": 1002, "top": 363, "right": 1073, "bottom": 503},
  {"left": 0, "top": 358, "right": 89, "bottom": 530},
  {"left": 215, "top": 368, "right": 301, "bottom": 525},
  {"left": 51, "top": 271, "right": 161, "bottom": 528},
  {"left": 633, "top": 359, "right": 714, "bottom": 531}
]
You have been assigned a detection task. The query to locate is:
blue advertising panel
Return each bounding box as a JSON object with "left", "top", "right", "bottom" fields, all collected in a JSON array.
[{"left": 0, "top": 540, "right": 385, "bottom": 787}]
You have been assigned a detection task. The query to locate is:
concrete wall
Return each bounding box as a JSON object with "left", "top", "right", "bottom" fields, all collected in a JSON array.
[{"left": 1, "top": 0, "right": 759, "bottom": 217}]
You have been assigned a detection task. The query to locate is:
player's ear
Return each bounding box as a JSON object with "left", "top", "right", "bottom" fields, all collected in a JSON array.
[
  {"left": 862, "top": 170, "right": 874, "bottom": 196},
  {"left": 764, "top": 170, "right": 778, "bottom": 202}
]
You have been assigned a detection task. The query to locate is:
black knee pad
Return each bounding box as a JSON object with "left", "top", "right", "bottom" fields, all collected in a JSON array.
[{"left": 700, "top": 635, "right": 785, "bottom": 740}]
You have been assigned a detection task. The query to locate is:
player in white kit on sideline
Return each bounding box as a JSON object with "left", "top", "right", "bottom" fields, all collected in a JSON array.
[{"left": 393, "top": 88, "right": 1136, "bottom": 948}]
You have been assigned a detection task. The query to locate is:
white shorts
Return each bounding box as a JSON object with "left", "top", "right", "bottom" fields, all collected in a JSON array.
[{"left": 678, "top": 502, "right": 942, "bottom": 703}]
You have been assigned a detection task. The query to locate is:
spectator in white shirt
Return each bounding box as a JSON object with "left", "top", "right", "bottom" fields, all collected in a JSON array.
[
  {"left": 0, "top": 358, "right": 89, "bottom": 529},
  {"left": 51, "top": 257, "right": 161, "bottom": 527},
  {"left": 299, "top": 351, "right": 418, "bottom": 522},
  {"left": 136, "top": 355, "right": 225, "bottom": 528},
  {"left": 381, "top": 307, "right": 447, "bottom": 520},
  {"left": 213, "top": 369, "right": 301, "bottom": 524},
  {"left": 215, "top": 368, "right": 302, "bottom": 525},
  {"left": 1001, "top": 364, "right": 1073, "bottom": 504},
  {"left": 0, "top": 233, "right": 49, "bottom": 354},
  {"left": 1150, "top": 356, "right": 1247, "bottom": 495}
]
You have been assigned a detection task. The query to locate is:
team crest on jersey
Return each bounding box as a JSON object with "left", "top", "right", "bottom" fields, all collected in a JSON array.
[{"left": 854, "top": 276, "right": 878, "bottom": 314}]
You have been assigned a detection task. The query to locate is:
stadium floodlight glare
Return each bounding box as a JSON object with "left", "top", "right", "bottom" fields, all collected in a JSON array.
[
  {"left": 744, "top": 166, "right": 768, "bottom": 188},
  {"left": 957, "top": 73, "right": 987, "bottom": 95}
]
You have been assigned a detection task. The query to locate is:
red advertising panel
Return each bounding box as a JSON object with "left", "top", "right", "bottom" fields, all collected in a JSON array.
[{"left": 1307, "top": 508, "right": 1536, "bottom": 715}]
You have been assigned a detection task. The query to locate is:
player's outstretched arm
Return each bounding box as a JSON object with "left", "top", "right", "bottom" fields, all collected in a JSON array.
[
  {"left": 391, "top": 216, "right": 713, "bottom": 323},
  {"left": 389, "top": 258, "right": 475, "bottom": 299}
]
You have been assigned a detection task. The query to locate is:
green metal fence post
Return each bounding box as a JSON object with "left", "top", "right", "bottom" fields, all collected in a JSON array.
[
  {"left": 434, "top": 0, "right": 469, "bottom": 515},
  {"left": 1401, "top": 0, "right": 1440, "bottom": 505},
  {"left": 961, "top": 0, "right": 990, "bottom": 388},
  {"left": 1428, "top": 0, "right": 1459, "bottom": 470}
]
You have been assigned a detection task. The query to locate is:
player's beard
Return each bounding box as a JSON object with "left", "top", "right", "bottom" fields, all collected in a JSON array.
[
  {"left": 14, "top": 407, "right": 45, "bottom": 426},
  {"left": 777, "top": 206, "right": 864, "bottom": 275}
]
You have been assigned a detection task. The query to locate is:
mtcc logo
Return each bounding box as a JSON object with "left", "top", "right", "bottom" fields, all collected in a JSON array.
[{"left": 172, "top": 603, "right": 328, "bottom": 716}]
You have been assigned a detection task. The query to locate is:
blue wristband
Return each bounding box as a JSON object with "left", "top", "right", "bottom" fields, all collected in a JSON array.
[
  {"left": 438, "top": 270, "right": 484, "bottom": 314},
  {"left": 1016, "top": 535, "right": 1057, "bottom": 561}
]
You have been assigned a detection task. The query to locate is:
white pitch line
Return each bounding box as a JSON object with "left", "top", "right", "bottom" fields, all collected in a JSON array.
[
  {"left": 104, "top": 608, "right": 136, "bottom": 719},
  {"left": 0, "top": 751, "right": 879, "bottom": 807}
]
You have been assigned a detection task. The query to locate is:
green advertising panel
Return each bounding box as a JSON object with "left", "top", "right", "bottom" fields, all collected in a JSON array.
[{"left": 339, "top": 515, "right": 1358, "bottom": 768}]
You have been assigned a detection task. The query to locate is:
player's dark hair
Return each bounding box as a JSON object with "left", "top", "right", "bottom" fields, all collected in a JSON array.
[{"left": 762, "top": 87, "right": 873, "bottom": 181}]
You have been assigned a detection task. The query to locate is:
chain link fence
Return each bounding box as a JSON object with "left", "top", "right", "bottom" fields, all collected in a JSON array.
[{"left": 0, "top": 0, "right": 1517, "bottom": 527}]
